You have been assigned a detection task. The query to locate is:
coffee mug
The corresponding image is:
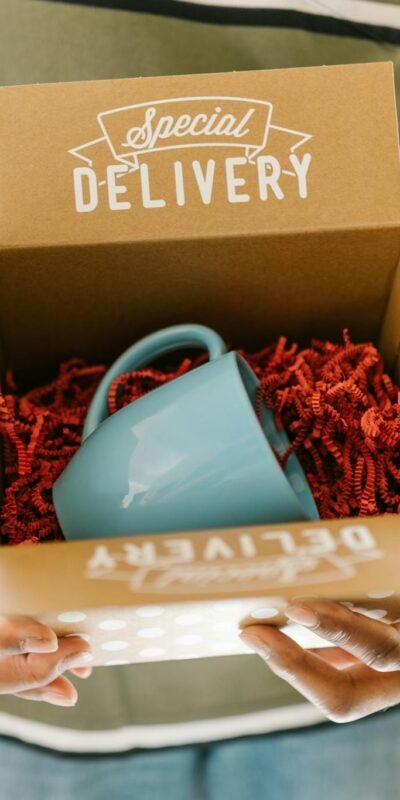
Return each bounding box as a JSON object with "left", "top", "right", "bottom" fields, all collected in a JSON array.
[{"left": 53, "top": 324, "right": 319, "bottom": 540}]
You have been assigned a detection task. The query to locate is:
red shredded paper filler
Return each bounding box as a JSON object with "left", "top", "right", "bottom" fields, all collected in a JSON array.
[{"left": 1, "top": 331, "right": 400, "bottom": 546}]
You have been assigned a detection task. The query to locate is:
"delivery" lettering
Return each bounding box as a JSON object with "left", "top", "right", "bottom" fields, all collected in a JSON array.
[{"left": 72, "top": 153, "right": 312, "bottom": 213}]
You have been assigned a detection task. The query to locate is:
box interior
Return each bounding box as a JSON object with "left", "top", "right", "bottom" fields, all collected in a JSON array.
[
  {"left": 1, "top": 233, "right": 399, "bottom": 531},
  {"left": 0, "top": 231, "right": 400, "bottom": 380}
]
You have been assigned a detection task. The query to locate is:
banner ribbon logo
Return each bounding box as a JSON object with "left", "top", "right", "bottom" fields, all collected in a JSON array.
[{"left": 69, "top": 95, "right": 312, "bottom": 173}]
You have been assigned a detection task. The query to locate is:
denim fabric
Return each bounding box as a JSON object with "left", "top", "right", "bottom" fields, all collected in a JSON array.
[{"left": 1, "top": 708, "right": 400, "bottom": 800}]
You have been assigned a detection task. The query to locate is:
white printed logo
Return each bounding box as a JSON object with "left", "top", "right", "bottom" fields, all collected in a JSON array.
[
  {"left": 83, "top": 525, "right": 383, "bottom": 595},
  {"left": 69, "top": 96, "right": 313, "bottom": 213}
]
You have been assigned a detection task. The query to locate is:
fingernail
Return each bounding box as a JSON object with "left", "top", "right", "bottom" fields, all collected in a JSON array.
[
  {"left": 240, "top": 631, "right": 272, "bottom": 660},
  {"left": 285, "top": 605, "right": 319, "bottom": 627},
  {"left": 73, "top": 668, "right": 93, "bottom": 679},
  {"left": 61, "top": 651, "right": 94, "bottom": 670},
  {"left": 22, "top": 637, "right": 58, "bottom": 653},
  {"left": 42, "top": 691, "right": 77, "bottom": 707}
]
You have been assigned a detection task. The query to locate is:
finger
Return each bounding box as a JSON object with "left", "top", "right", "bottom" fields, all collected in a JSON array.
[
  {"left": 0, "top": 636, "right": 93, "bottom": 694},
  {"left": 241, "top": 625, "right": 400, "bottom": 723},
  {"left": 61, "top": 636, "right": 93, "bottom": 677},
  {"left": 13, "top": 675, "right": 78, "bottom": 707},
  {"left": 285, "top": 599, "right": 400, "bottom": 672},
  {"left": 332, "top": 662, "right": 400, "bottom": 720},
  {"left": 0, "top": 615, "right": 58, "bottom": 655},
  {"left": 69, "top": 667, "right": 93, "bottom": 679},
  {"left": 310, "top": 648, "right": 359, "bottom": 670},
  {"left": 240, "top": 624, "right": 357, "bottom": 720}
]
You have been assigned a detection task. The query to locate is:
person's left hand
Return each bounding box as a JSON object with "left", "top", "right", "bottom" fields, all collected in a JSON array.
[{"left": 240, "top": 598, "right": 400, "bottom": 723}]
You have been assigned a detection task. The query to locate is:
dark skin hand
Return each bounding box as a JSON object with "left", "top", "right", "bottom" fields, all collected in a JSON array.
[
  {"left": 240, "top": 598, "right": 400, "bottom": 722},
  {"left": 0, "top": 615, "right": 93, "bottom": 706}
]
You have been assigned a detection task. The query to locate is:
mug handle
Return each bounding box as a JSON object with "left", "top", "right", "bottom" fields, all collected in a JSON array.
[{"left": 82, "top": 324, "right": 227, "bottom": 441}]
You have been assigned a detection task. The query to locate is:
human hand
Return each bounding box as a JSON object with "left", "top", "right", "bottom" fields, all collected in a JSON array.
[
  {"left": 0, "top": 615, "right": 93, "bottom": 707},
  {"left": 240, "top": 598, "right": 400, "bottom": 723}
]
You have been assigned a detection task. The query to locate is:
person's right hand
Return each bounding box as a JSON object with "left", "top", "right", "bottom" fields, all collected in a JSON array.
[{"left": 0, "top": 615, "right": 93, "bottom": 707}]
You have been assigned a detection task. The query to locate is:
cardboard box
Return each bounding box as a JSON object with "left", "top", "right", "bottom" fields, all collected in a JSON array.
[{"left": 0, "top": 62, "right": 400, "bottom": 667}]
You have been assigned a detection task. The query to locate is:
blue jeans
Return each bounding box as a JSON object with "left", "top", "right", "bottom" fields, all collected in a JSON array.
[{"left": 1, "top": 709, "right": 400, "bottom": 799}]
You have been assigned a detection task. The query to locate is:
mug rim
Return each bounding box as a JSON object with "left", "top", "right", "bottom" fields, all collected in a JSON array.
[{"left": 231, "top": 352, "right": 319, "bottom": 522}]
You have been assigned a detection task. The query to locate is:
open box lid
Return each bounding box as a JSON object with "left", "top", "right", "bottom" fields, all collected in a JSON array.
[
  {"left": 0, "top": 61, "right": 399, "bottom": 247},
  {"left": 0, "top": 62, "right": 400, "bottom": 373}
]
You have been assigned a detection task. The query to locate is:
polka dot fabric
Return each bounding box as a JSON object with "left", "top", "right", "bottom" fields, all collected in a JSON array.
[
  {"left": 45, "top": 600, "right": 263, "bottom": 665},
  {"left": 35, "top": 594, "right": 400, "bottom": 666},
  {"left": 41, "top": 598, "right": 322, "bottom": 665}
]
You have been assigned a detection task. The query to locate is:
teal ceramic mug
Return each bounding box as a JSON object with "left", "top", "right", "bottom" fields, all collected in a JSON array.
[{"left": 53, "top": 324, "right": 319, "bottom": 540}]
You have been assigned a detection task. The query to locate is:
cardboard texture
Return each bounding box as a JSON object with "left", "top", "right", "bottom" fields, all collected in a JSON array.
[{"left": 0, "top": 62, "right": 400, "bottom": 666}]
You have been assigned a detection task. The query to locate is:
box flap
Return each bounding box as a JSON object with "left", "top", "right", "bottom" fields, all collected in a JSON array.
[
  {"left": 0, "top": 62, "right": 399, "bottom": 371},
  {"left": 0, "top": 62, "right": 399, "bottom": 249},
  {"left": 0, "top": 517, "right": 399, "bottom": 665}
]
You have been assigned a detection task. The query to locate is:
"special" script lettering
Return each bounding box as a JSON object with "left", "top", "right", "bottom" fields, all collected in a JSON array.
[{"left": 122, "top": 105, "right": 255, "bottom": 151}]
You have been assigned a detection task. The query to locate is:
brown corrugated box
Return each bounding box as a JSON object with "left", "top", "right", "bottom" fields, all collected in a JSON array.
[{"left": 0, "top": 62, "right": 400, "bottom": 667}]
